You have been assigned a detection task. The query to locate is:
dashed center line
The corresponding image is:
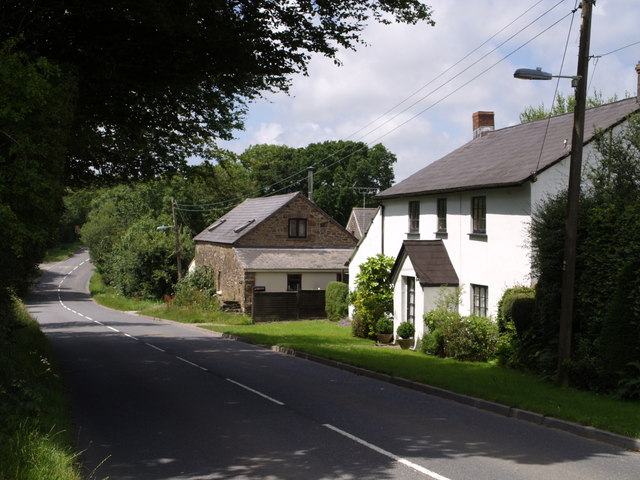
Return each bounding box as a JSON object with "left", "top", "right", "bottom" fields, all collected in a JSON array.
[{"left": 55, "top": 256, "right": 451, "bottom": 480}]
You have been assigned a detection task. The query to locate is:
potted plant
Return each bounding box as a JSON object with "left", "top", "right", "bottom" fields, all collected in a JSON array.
[
  {"left": 396, "top": 321, "right": 415, "bottom": 350},
  {"left": 375, "top": 317, "right": 394, "bottom": 344}
]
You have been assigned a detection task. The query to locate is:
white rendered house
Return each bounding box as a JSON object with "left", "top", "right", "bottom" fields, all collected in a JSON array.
[{"left": 348, "top": 82, "right": 640, "bottom": 343}]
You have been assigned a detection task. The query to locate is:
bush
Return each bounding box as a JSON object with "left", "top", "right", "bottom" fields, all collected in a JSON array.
[
  {"left": 350, "top": 254, "right": 395, "bottom": 338},
  {"left": 351, "top": 313, "right": 369, "bottom": 338},
  {"left": 325, "top": 281, "right": 348, "bottom": 321},
  {"left": 423, "top": 310, "right": 498, "bottom": 362},
  {"left": 375, "top": 316, "right": 393, "bottom": 334},
  {"left": 173, "top": 266, "right": 217, "bottom": 309},
  {"left": 397, "top": 321, "right": 415, "bottom": 339},
  {"left": 497, "top": 286, "right": 535, "bottom": 332}
]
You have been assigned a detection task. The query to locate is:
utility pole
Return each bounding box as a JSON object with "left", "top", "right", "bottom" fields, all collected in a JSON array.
[
  {"left": 171, "top": 197, "right": 183, "bottom": 280},
  {"left": 557, "top": 0, "right": 593, "bottom": 387},
  {"left": 354, "top": 187, "right": 378, "bottom": 209}
]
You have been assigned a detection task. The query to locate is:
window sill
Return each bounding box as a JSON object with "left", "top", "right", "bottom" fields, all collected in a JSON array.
[
  {"left": 406, "top": 232, "right": 420, "bottom": 239},
  {"left": 468, "top": 232, "right": 488, "bottom": 241},
  {"left": 435, "top": 231, "right": 448, "bottom": 239}
]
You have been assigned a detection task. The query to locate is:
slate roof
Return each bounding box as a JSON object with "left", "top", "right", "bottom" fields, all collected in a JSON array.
[
  {"left": 347, "top": 207, "right": 377, "bottom": 239},
  {"left": 194, "top": 192, "right": 299, "bottom": 244},
  {"left": 390, "top": 240, "right": 459, "bottom": 287},
  {"left": 236, "top": 248, "right": 352, "bottom": 271},
  {"left": 378, "top": 98, "right": 640, "bottom": 199}
]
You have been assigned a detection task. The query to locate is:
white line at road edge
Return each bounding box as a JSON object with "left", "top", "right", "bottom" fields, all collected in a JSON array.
[
  {"left": 226, "top": 378, "right": 285, "bottom": 406},
  {"left": 323, "top": 424, "right": 452, "bottom": 480}
]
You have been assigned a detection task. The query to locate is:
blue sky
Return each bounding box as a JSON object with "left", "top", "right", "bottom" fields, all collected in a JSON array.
[{"left": 218, "top": 0, "right": 640, "bottom": 183}]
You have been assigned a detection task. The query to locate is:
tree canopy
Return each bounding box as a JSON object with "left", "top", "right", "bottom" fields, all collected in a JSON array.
[
  {"left": 241, "top": 140, "right": 396, "bottom": 224},
  {"left": 519, "top": 91, "right": 620, "bottom": 123},
  {"left": 2, "top": 0, "right": 433, "bottom": 184}
]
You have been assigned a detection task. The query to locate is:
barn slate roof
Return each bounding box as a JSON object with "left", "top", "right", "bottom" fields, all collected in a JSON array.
[
  {"left": 390, "top": 240, "right": 459, "bottom": 287},
  {"left": 347, "top": 207, "right": 378, "bottom": 239},
  {"left": 194, "top": 192, "right": 299, "bottom": 245},
  {"left": 378, "top": 97, "right": 640, "bottom": 199},
  {"left": 235, "top": 247, "right": 352, "bottom": 271}
]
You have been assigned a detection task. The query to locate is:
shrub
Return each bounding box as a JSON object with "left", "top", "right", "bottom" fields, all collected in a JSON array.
[
  {"left": 173, "top": 266, "right": 217, "bottom": 309},
  {"left": 350, "top": 254, "right": 395, "bottom": 338},
  {"left": 423, "top": 310, "right": 498, "bottom": 362},
  {"left": 325, "top": 281, "right": 348, "bottom": 321},
  {"left": 497, "top": 286, "right": 535, "bottom": 332},
  {"left": 375, "top": 316, "right": 393, "bottom": 334},
  {"left": 350, "top": 313, "right": 369, "bottom": 338},
  {"left": 397, "top": 321, "right": 415, "bottom": 339}
]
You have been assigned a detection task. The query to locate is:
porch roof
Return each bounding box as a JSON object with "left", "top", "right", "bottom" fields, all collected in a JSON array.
[{"left": 391, "top": 240, "right": 459, "bottom": 287}]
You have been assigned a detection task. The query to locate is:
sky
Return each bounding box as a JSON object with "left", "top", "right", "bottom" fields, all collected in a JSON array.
[{"left": 218, "top": 0, "right": 640, "bottom": 184}]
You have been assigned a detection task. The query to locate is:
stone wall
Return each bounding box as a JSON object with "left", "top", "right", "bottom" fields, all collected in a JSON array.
[
  {"left": 239, "top": 195, "right": 356, "bottom": 247},
  {"left": 194, "top": 242, "right": 247, "bottom": 309}
]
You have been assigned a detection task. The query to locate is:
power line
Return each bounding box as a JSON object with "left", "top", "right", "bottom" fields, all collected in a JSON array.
[{"left": 179, "top": 2, "right": 577, "bottom": 214}]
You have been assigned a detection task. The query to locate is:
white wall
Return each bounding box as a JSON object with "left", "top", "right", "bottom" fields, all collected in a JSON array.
[
  {"left": 254, "top": 271, "right": 339, "bottom": 291},
  {"left": 348, "top": 208, "right": 384, "bottom": 316}
]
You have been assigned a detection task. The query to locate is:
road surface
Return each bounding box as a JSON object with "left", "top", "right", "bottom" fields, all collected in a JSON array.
[{"left": 26, "top": 250, "right": 639, "bottom": 480}]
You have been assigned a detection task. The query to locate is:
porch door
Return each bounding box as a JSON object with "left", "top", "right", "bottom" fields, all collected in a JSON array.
[{"left": 406, "top": 276, "right": 415, "bottom": 325}]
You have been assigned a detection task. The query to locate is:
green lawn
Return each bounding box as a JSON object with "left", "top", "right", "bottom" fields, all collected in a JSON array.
[
  {"left": 87, "top": 272, "right": 639, "bottom": 440},
  {"left": 203, "top": 321, "right": 640, "bottom": 439}
]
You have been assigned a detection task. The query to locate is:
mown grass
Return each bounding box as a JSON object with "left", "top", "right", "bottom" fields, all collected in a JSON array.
[
  {"left": 43, "top": 241, "right": 84, "bottom": 263},
  {"left": 204, "top": 321, "right": 640, "bottom": 439},
  {"left": 90, "top": 272, "right": 252, "bottom": 325},
  {"left": 0, "top": 298, "right": 83, "bottom": 480}
]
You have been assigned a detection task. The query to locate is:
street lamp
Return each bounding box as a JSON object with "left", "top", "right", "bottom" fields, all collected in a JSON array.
[{"left": 514, "top": 1, "right": 593, "bottom": 387}]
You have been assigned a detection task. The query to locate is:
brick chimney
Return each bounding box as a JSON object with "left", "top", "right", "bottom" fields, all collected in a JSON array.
[
  {"left": 472, "top": 111, "right": 495, "bottom": 138},
  {"left": 636, "top": 61, "right": 640, "bottom": 102}
]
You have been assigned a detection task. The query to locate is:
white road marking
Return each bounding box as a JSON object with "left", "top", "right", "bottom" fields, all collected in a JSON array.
[
  {"left": 176, "top": 356, "right": 207, "bottom": 371},
  {"left": 323, "top": 424, "right": 452, "bottom": 480},
  {"left": 123, "top": 333, "right": 137, "bottom": 340},
  {"left": 107, "top": 326, "right": 120, "bottom": 333},
  {"left": 226, "top": 378, "right": 285, "bottom": 406},
  {"left": 146, "top": 343, "right": 166, "bottom": 353}
]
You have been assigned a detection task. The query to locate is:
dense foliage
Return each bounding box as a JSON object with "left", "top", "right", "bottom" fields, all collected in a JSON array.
[
  {"left": 421, "top": 287, "right": 498, "bottom": 362},
  {"left": 527, "top": 114, "right": 640, "bottom": 396},
  {"left": 173, "top": 266, "right": 218, "bottom": 309},
  {"left": 241, "top": 141, "right": 396, "bottom": 225},
  {"left": 325, "top": 281, "right": 349, "bottom": 321},
  {"left": 519, "top": 91, "right": 620, "bottom": 123},
  {"left": 350, "top": 254, "right": 395, "bottom": 338},
  {"left": 1, "top": 1, "right": 433, "bottom": 184}
]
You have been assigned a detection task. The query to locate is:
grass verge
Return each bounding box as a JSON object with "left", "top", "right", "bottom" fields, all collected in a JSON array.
[
  {"left": 203, "top": 321, "right": 640, "bottom": 439},
  {"left": 0, "top": 297, "right": 83, "bottom": 480},
  {"left": 43, "top": 241, "right": 84, "bottom": 263},
  {"left": 90, "top": 272, "right": 251, "bottom": 325}
]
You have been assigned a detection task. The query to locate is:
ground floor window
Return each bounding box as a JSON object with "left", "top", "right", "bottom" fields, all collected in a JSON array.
[
  {"left": 406, "top": 276, "right": 415, "bottom": 324},
  {"left": 287, "top": 274, "right": 302, "bottom": 291},
  {"left": 471, "top": 284, "right": 488, "bottom": 316}
]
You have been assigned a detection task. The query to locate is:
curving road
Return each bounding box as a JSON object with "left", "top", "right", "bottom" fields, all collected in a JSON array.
[{"left": 26, "top": 249, "right": 639, "bottom": 480}]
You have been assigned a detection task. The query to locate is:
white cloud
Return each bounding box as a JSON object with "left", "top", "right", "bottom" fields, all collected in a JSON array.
[{"left": 219, "top": 0, "right": 640, "bottom": 182}]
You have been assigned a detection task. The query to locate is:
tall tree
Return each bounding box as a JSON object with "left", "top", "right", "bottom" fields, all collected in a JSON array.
[
  {"left": 1, "top": 1, "right": 434, "bottom": 184},
  {"left": 241, "top": 141, "right": 396, "bottom": 225}
]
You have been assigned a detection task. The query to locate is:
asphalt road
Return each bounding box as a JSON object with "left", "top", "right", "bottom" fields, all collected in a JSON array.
[{"left": 26, "top": 249, "right": 640, "bottom": 480}]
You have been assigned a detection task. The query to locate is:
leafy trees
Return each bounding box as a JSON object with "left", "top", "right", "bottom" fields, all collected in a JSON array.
[
  {"left": 2, "top": 1, "right": 433, "bottom": 184},
  {"left": 350, "top": 254, "right": 395, "bottom": 338},
  {"left": 520, "top": 91, "right": 619, "bottom": 123},
  {"left": 527, "top": 114, "right": 640, "bottom": 395},
  {"left": 241, "top": 141, "right": 396, "bottom": 224},
  {"left": 0, "top": 40, "right": 74, "bottom": 300}
]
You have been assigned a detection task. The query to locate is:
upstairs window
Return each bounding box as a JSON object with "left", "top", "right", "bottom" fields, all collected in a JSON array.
[
  {"left": 471, "top": 196, "right": 486, "bottom": 234},
  {"left": 288, "top": 218, "right": 307, "bottom": 238},
  {"left": 437, "top": 198, "right": 447, "bottom": 232},
  {"left": 408, "top": 201, "right": 420, "bottom": 233}
]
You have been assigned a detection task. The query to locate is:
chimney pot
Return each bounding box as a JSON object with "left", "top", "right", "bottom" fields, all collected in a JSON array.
[{"left": 473, "top": 111, "right": 495, "bottom": 138}]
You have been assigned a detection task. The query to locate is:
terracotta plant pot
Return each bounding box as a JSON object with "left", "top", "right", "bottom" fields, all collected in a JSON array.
[
  {"left": 396, "top": 338, "right": 413, "bottom": 350},
  {"left": 377, "top": 333, "right": 393, "bottom": 344}
]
